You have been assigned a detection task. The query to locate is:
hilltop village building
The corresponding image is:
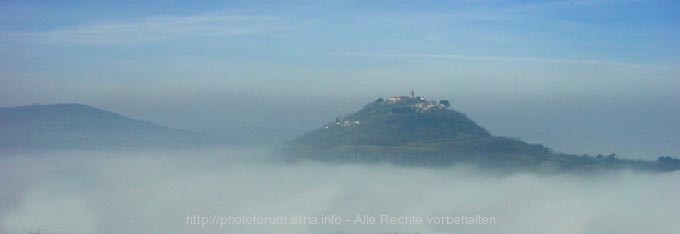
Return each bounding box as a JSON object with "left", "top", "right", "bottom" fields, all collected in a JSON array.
[
  {"left": 384, "top": 91, "right": 449, "bottom": 112},
  {"left": 328, "top": 92, "right": 451, "bottom": 129}
]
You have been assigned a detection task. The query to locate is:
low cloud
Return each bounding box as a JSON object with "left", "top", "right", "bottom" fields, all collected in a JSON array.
[{"left": 1, "top": 147, "right": 679, "bottom": 234}]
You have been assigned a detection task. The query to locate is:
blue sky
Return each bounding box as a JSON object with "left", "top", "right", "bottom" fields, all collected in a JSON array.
[{"left": 1, "top": 0, "right": 679, "bottom": 158}]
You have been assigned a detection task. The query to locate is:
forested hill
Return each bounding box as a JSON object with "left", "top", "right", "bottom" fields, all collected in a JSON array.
[{"left": 286, "top": 94, "right": 680, "bottom": 173}]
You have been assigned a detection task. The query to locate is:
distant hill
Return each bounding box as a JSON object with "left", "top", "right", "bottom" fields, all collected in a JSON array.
[
  {"left": 291, "top": 96, "right": 490, "bottom": 148},
  {"left": 0, "top": 103, "right": 222, "bottom": 151},
  {"left": 286, "top": 94, "right": 680, "bottom": 173}
]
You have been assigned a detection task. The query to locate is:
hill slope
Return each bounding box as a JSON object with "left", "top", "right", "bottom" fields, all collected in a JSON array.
[
  {"left": 286, "top": 95, "right": 680, "bottom": 172},
  {"left": 292, "top": 96, "right": 490, "bottom": 148},
  {"left": 0, "top": 103, "right": 220, "bottom": 151}
]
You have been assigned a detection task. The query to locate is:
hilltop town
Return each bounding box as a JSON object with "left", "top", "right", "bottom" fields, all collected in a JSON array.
[
  {"left": 330, "top": 91, "right": 451, "bottom": 128},
  {"left": 365, "top": 91, "right": 451, "bottom": 113}
]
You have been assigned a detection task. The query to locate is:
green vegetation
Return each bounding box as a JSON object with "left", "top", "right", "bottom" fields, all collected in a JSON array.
[{"left": 286, "top": 95, "right": 680, "bottom": 173}]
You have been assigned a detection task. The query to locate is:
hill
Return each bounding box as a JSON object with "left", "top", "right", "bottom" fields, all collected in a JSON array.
[
  {"left": 286, "top": 94, "right": 680, "bottom": 173},
  {"left": 0, "top": 103, "right": 221, "bottom": 151}
]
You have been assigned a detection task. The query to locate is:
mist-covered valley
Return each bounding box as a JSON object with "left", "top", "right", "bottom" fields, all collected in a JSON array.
[
  {"left": 3, "top": 1, "right": 680, "bottom": 233},
  {"left": 2, "top": 146, "right": 679, "bottom": 234}
]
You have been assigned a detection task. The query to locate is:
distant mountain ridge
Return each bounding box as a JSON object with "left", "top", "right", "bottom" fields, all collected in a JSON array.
[
  {"left": 286, "top": 94, "right": 680, "bottom": 173},
  {"left": 0, "top": 103, "right": 221, "bottom": 151}
]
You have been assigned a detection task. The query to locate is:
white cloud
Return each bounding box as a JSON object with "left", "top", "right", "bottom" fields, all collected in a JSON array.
[{"left": 30, "top": 11, "right": 287, "bottom": 45}]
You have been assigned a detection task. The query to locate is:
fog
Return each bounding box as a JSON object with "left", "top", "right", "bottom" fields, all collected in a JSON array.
[{"left": 1, "top": 147, "right": 678, "bottom": 234}]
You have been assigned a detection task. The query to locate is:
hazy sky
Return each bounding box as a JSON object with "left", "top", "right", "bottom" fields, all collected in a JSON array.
[{"left": 1, "top": 0, "right": 679, "bottom": 158}]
